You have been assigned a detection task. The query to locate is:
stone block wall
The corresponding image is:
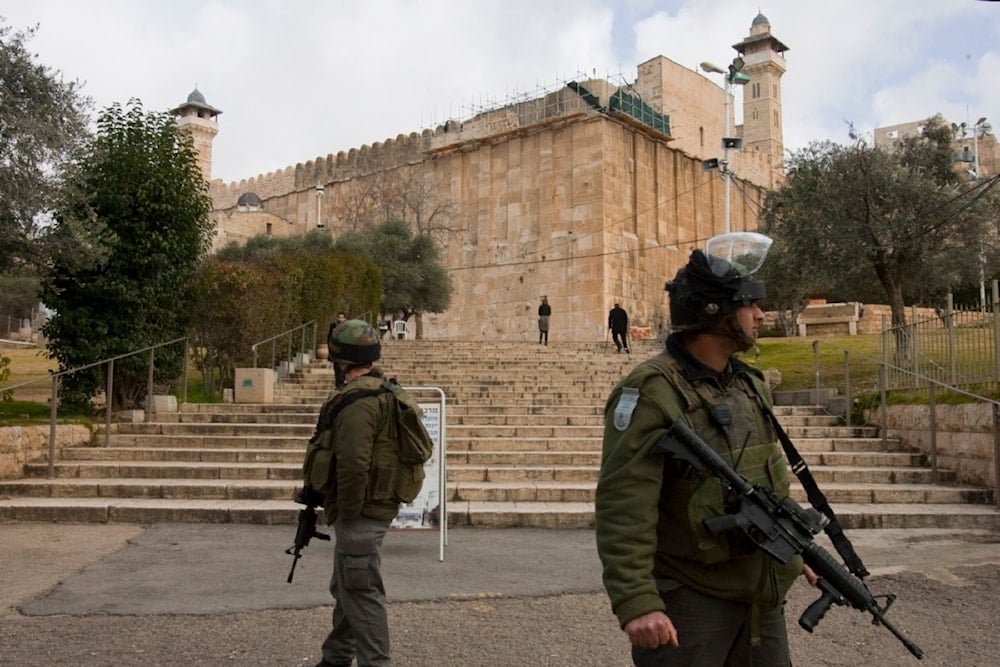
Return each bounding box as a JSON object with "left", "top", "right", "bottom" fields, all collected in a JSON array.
[
  {"left": 207, "top": 77, "right": 768, "bottom": 341},
  {"left": 0, "top": 425, "right": 92, "bottom": 479},
  {"left": 870, "top": 404, "right": 997, "bottom": 488}
]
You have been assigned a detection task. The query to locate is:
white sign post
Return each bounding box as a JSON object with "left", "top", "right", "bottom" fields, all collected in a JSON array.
[{"left": 390, "top": 386, "right": 448, "bottom": 561}]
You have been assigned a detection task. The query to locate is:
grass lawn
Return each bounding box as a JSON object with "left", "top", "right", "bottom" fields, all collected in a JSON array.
[
  {"left": 749, "top": 334, "right": 884, "bottom": 394},
  {"left": 0, "top": 345, "right": 57, "bottom": 402}
]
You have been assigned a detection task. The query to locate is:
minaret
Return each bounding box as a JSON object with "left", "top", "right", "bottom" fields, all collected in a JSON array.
[
  {"left": 733, "top": 12, "right": 788, "bottom": 169},
  {"left": 170, "top": 88, "right": 222, "bottom": 181}
]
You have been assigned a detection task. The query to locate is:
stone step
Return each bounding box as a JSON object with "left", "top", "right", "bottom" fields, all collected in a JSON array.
[
  {"left": 162, "top": 412, "right": 319, "bottom": 424},
  {"left": 3, "top": 497, "right": 994, "bottom": 530},
  {"left": 446, "top": 464, "right": 952, "bottom": 485},
  {"left": 23, "top": 460, "right": 302, "bottom": 481},
  {"left": 42, "top": 446, "right": 923, "bottom": 474},
  {"left": 4, "top": 343, "right": 993, "bottom": 532},
  {"left": 789, "top": 437, "right": 910, "bottom": 453},
  {"left": 58, "top": 448, "right": 306, "bottom": 463},
  {"left": 2, "top": 477, "right": 989, "bottom": 509},
  {"left": 115, "top": 423, "right": 314, "bottom": 436},
  {"left": 449, "top": 481, "right": 992, "bottom": 505},
  {"left": 445, "top": 425, "right": 605, "bottom": 438},
  {"left": 447, "top": 437, "right": 603, "bottom": 452},
  {"left": 445, "top": 501, "right": 1000, "bottom": 530},
  {"left": 0, "top": 478, "right": 296, "bottom": 500},
  {"left": 103, "top": 435, "right": 307, "bottom": 448},
  {"left": 277, "top": 391, "right": 612, "bottom": 403}
]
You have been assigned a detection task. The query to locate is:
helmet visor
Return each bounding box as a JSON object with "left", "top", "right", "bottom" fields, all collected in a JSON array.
[{"left": 704, "top": 232, "right": 773, "bottom": 278}]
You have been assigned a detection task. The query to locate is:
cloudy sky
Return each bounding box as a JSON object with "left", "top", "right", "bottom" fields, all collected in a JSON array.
[{"left": 2, "top": 0, "right": 998, "bottom": 185}]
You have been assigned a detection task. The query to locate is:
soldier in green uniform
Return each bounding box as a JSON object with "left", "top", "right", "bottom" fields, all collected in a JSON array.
[
  {"left": 595, "top": 233, "right": 817, "bottom": 666},
  {"left": 312, "top": 320, "right": 404, "bottom": 667}
]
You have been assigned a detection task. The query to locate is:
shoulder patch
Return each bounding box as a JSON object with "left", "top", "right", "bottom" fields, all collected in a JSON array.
[{"left": 613, "top": 387, "right": 640, "bottom": 431}]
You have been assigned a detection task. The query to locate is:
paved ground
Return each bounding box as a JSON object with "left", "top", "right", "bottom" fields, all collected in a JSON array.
[{"left": 2, "top": 523, "right": 1000, "bottom": 666}]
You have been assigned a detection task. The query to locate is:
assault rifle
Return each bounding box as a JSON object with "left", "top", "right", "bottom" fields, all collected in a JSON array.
[
  {"left": 654, "top": 419, "right": 924, "bottom": 660},
  {"left": 285, "top": 485, "right": 330, "bottom": 583}
]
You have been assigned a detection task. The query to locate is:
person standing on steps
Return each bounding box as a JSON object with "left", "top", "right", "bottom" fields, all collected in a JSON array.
[
  {"left": 595, "top": 232, "right": 817, "bottom": 666},
  {"left": 609, "top": 303, "right": 630, "bottom": 354},
  {"left": 538, "top": 296, "right": 551, "bottom": 345}
]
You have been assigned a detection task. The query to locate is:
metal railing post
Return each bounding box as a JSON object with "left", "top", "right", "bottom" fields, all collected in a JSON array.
[
  {"left": 47, "top": 375, "right": 58, "bottom": 479},
  {"left": 105, "top": 359, "right": 114, "bottom": 448},
  {"left": 928, "top": 381, "right": 938, "bottom": 484},
  {"left": 993, "top": 403, "right": 1000, "bottom": 509},
  {"left": 993, "top": 280, "right": 1000, "bottom": 383},
  {"left": 947, "top": 293, "right": 957, "bottom": 386},
  {"left": 843, "top": 350, "right": 851, "bottom": 426},
  {"left": 880, "top": 314, "right": 890, "bottom": 390},
  {"left": 146, "top": 349, "right": 155, "bottom": 423},
  {"left": 878, "top": 364, "right": 888, "bottom": 448},
  {"left": 812, "top": 340, "right": 820, "bottom": 396},
  {"left": 182, "top": 339, "right": 189, "bottom": 405}
]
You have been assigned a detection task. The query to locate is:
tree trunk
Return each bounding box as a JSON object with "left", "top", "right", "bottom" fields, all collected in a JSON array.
[{"left": 887, "top": 282, "right": 912, "bottom": 369}]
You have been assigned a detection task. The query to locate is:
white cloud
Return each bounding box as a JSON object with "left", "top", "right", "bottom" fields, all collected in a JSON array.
[{"left": 2, "top": 0, "right": 998, "bottom": 181}]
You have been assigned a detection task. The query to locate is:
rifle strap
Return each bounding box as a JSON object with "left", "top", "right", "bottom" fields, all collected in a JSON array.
[
  {"left": 313, "top": 383, "right": 395, "bottom": 438},
  {"left": 764, "top": 408, "right": 871, "bottom": 579}
]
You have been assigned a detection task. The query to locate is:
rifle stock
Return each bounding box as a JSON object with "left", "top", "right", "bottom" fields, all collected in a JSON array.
[{"left": 654, "top": 420, "right": 924, "bottom": 660}]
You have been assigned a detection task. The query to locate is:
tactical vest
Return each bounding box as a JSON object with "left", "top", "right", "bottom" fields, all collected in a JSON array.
[
  {"left": 304, "top": 375, "right": 420, "bottom": 522},
  {"left": 644, "top": 353, "right": 790, "bottom": 566}
]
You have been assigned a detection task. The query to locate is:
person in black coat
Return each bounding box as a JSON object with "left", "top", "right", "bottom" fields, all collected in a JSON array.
[
  {"left": 608, "top": 303, "right": 630, "bottom": 353},
  {"left": 538, "top": 297, "right": 551, "bottom": 345}
]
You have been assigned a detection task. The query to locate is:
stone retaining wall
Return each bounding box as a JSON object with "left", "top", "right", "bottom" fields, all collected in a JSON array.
[
  {"left": 868, "top": 404, "right": 997, "bottom": 487},
  {"left": 0, "top": 425, "right": 92, "bottom": 479}
]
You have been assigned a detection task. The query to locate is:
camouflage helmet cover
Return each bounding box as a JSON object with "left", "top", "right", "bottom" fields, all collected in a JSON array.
[{"left": 327, "top": 319, "right": 381, "bottom": 364}]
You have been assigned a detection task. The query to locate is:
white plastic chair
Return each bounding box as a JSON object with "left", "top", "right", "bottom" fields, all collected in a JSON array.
[{"left": 393, "top": 320, "right": 408, "bottom": 340}]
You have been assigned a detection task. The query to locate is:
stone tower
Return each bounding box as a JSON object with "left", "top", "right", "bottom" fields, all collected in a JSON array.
[
  {"left": 733, "top": 12, "right": 788, "bottom": 169},
  {"left": 171, "top": 88, "right": 222, "bottom": 181}
]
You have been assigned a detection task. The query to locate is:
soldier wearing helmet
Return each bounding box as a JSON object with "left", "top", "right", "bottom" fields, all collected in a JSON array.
[
  {"left": 311, "top": 319, "right": 399, "bottom": 667},
  {"left": 595, "top": 233, "right": 817, "bottom": 666}
]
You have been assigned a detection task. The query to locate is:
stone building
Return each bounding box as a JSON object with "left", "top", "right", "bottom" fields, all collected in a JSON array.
[
  {"left": 178, "top": 12, "right": 789, "bottom": 341},
  {"left": 874, "top": 117, "right": 998, "bottom": 182}
]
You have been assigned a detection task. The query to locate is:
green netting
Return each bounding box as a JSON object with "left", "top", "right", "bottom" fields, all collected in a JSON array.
[{"left": 609, "top": 90, "right": 671, "bottom": 136}]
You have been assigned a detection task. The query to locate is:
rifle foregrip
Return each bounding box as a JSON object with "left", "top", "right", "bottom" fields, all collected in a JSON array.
[
  {"left": 800, "top": 589, "right": 837, "bottom": 632},
  {"left": 802, "top": 542, "right": 872, "bottom": 611}
]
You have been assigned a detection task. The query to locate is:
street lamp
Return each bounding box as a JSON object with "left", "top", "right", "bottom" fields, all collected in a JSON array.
[
  {"left": 700, "top": 58, "right": 749, "bottom": 234},
  {"left": 315, "top": 184, "right": 325, "bottom": 229}
]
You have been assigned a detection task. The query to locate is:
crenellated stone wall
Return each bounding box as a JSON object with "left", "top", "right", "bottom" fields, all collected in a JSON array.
[{"left": 206, "top": 56, "right": 771, "bottom": 340}]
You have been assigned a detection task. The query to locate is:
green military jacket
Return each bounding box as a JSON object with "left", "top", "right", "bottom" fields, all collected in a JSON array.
[
  {"left": 595, "top": 335, "right": 803, "bottom": 628},
  {"left": 311, "top": 368, "right": 402, "bottom": 523}
]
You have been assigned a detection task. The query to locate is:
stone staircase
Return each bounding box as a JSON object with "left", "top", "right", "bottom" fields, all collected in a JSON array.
[{"left": 1, "top": 340, "right": 998, "bottom": 529}]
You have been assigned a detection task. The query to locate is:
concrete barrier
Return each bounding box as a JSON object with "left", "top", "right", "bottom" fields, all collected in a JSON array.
[{"left": 234, "top": 368, "right": 275, "bottom": 403}]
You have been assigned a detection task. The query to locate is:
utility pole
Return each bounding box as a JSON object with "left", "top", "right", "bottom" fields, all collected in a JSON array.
[{"left": 700, "top": 59, "right": 749, "bottom": 234}]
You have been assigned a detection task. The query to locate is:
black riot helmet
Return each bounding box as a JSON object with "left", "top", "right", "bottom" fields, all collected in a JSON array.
[
  {"left": 327, "top": 319, "right": 381, "bottom": 365},
  {"left": 666, "top": 232, "right": 772, "bottom": 332}
]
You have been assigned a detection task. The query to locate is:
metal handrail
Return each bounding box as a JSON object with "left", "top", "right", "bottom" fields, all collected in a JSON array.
[
  {"left": 801, "top": 338, "right": 999, "bottom": 506},
  {"left": 875, "top": 360, "right": 1000, "bottom": 508},
  {"left": 250, "top": 321, "right": 318, "bottom": 369},
  {"left": 0, "top": 336, "right": 190, "bottom": 478}
]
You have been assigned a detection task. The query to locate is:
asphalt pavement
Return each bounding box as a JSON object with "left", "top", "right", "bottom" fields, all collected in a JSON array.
[{"left": 3, "top": 523, "right": 1000, "bottom": 618}]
